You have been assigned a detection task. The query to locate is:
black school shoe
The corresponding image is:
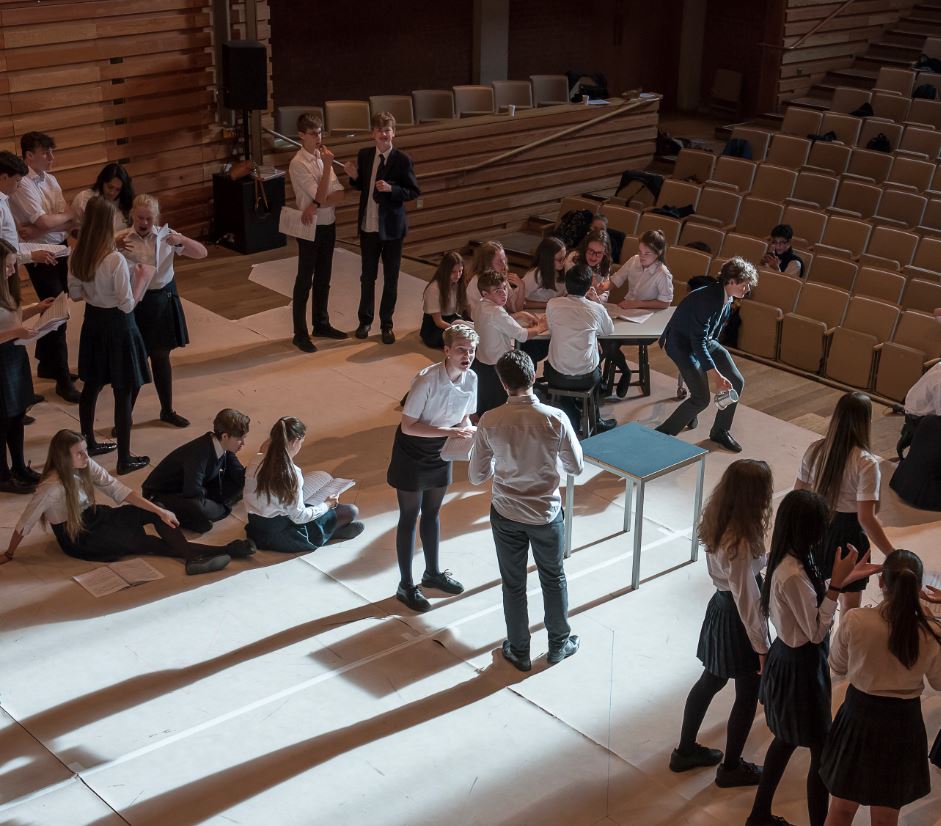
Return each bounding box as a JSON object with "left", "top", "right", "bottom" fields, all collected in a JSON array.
[
  {"left": 0, "top": 475, "right": 36, "bottom": 495},
  {"left": 292, "top": 335, "right": 318, "bottom": 353},
  {"left": 185, "top": 552, "right": 231, "bottom": 575},
  {"left": 160, "top": 410, "right": 191, "bottom": 428},
  {"left": 709, "top": 430, "right": 742, "bottom": 453},
  {"left": 669, "top": 743, "right": 723, "bottom": 772},
  {"left": 313, "top": 325, "right": 349, "bottom": 340},
  {"left": 396, "top": 583, "right": 431, "bottom": 612},
  {"left": 381, "top": 328, "right": 396, "bottom": 345},
  {"left": 745, "top": 816, "right": 794, "bottom": 826},
  {"left": 13, "top": 465, "right": 41, "bottom": 485},
  {"left": 86, "top": 440, "right": 117, "bottom": 456},
  {"left": 421, "top": 569, "right": 464, "bottom": 594},
  {"left": 547, "top": 634, "right": 580, "bottom": 664},
  {"left": 116, "top": 456, "right": 150, "bottom": 475},
  {"left": 501, "top": 641, "right": 532, "bottom": 672},
  {"left": 225, "top": 538, "right": 256, "bottom": 558},
  {"left": 715, "top": 758, "right": 762, "bottom": 788}
]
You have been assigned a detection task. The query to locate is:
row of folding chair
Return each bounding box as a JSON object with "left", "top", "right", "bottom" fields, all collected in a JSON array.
[
  {"left": 871, "top": 66, "right": 941, "bottom": 100},
  {"left": 778, "top": 109, "right": 941, "bottom": 159},
  {"left": 804, "top": 250, "right": 941, "bottom": 297},
  {"left": 829, "top": 86, "right": 941, "bottom": 128}
]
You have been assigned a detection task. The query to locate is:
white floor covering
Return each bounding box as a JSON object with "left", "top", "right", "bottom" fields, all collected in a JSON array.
[{"left": 1, "top": 249, "right": 939, "bottom": 825}]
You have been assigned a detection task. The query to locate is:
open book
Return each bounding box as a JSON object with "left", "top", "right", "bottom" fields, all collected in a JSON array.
[
  {"left": 605, "top": 304, "right": 654, "bottom": 324},
  {"left": 302, "top": 470, "right": 355, "bottom": 507},
  {"left": 16, "top": 292, "right": 70, "bottom": 344},
  {"left": 73, "top": 558, "right": 164, "bottom": 598},
  {"left": 440, "top": 434, "right": 474, "bottom": 462},
  {"left": 19, "top": 242, "right": 70, "bottom": 258}
]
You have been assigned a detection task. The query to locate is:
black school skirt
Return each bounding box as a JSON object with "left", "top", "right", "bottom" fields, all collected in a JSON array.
[
  {"left": 51, "top": 504, "right": 157, "bottom": 562},
  {"left": 697, "top": 588, "right": 761, "bottom": 679},
  {"left": 78, "top": 304, "right": 151, "bottom": 390},
  {"left": 387, "top": 427, "right": 450, "bottom": 491},
  {"left": 0, "top": 339, "right": 33, "bottom": 417},
  {"left": 246, "top": 510, "right": 338, "bottom": 553},
  {"left": 134, "top": 280, "right": 189, "bottom": 352},
  {"left": 760, "top": 637, "right": 831, "bottom": 747},
  {"left": 820, "top": 511, "right": 871, "bottom": 594},
  {"left": 930, "top": 727, "right": 941, "bottom": 768},
  {"left": 419, "top": 313, "right": 461, "bottom": 350},
  {"left": 821, "top": 685, "right": 930, "bottom": 809}
]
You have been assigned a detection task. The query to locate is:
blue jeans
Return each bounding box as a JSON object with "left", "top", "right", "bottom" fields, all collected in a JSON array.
[{"left": 490, "top": 507, "right": 571, "bottom": 656}]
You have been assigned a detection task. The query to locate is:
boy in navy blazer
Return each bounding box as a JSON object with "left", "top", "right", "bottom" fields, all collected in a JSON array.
[
  {"left": 343, "top": 112, "right": 419, "bottom": 345},
  {"left": 656, "top": 257, "right": 757, "bottom": 452}
]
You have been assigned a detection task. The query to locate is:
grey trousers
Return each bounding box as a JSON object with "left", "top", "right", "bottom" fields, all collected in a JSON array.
[{"left": 658, "top": 342, "right": 744, "bottom": 436}]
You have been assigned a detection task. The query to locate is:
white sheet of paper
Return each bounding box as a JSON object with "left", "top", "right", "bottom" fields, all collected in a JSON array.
[
  {"left": 302, "top": 470, "right": 355, "bottom": 506},
  {"left": 440, "top": 435, "right": 473, "bottom": 462},
  {"left": 109, "top": 558, "right": 164, "bottom": 585},
  {"left": 605, "top": 304, "right": 654, "bottom": 324},
  {"left": 73, "top": 567, "right": 131, "bottom": 598},
  {"left": 16, "top": 293, "right": 70, "bottom": 345},
  {"left": 278, "top": 206, "right": 317, "bottom": 242},
  {"left": 18, "top": 242, "right": 70, "bottom": 258}
]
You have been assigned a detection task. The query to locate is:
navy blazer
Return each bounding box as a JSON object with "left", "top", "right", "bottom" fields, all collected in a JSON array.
[
  {"left": 348, "top": 146, "right": 420, "bottom": 241},
  {"left": 142, "top": 432, "right": 244, "bottom": 500},
  {"left": 659, "top": 281, "right": 731, "bottom": 371}
]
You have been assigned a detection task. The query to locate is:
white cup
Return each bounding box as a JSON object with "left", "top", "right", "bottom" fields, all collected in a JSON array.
[
  {"left": 581, "top": 94, "right": 590, "bottom": 105},
  {"left": 714, "top": 389, "right": 739, "bottom": 410},
  {"left": 506, "top": 104, "right": 516, "bottom": 116}
]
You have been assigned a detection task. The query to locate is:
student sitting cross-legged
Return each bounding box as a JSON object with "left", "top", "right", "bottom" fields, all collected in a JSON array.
[
  {"left": 420, "top": 251, "right": 468, "bottom": 349},
  {"left": 244, "top": 416, "right": 362, "bottom": 553},
  {"left": 544, "top": 263, "right": 616, "bottom": 435}
]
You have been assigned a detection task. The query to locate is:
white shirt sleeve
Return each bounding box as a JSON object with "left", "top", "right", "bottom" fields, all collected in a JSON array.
[
  {"left": 494, "top": 307, "right": 528, "bottom": 343},
  {"left": 289, "top": 466, "right": 327, "bottom": 523},
  {"left": 828, "top": 610, "right": 851, "bottom": 677},
  {"left": 71, "top": 190, "right": 92, "bottom": 224},
  {"left": 557, "top": 415, "right": 584, "bottom": 476},
  {"left": 10, "top": 180, "right": 45, "bottom": 225},
  {"left": 289, "top": 154, "right": 320, "bottom": 203},
  {"left": 107, "top": 252, "right": 135, "bottom": 313},
  {"left": 422, "top": 284, "right": 441, "bottom": 315},
  {"left": 89, "top": 459, "right": 133, "bottom": 504},
  {"left": 609, "top": 259, "right": 631, "bottom": 289},
  {"left": 14, "top": 483, "right": 57, "bottom": 537},
  {"left": 779, "top": 571, "right": 837, "bottom": 645},
  {"left": 467, "top": 426, "right": 495, "bottom": 485},
  {"left": 596, "top": 303, "right": 615, "bottom": 337},
  {"left": 726, "top": 546, "right": 770, "bottom": 654},
  {"left": 856, "top": 452, "right": 880, "bottom": 503},
  {"left": 656, "top": 266, "right": 674, "bottom": 303},
  {"left": 402, "top": 372, "right": 434, "bottom": 421},
  {"left": 797, "top": 442, "right": 820, "bottom": 485}
]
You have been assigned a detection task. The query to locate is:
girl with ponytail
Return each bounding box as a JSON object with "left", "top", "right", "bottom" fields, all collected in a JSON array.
[
  {"left": 820, "top": 549, "right": 941, "bottom": 825},
  {"left": 244, "top": 416, "right": 362, "bottom": 552}
]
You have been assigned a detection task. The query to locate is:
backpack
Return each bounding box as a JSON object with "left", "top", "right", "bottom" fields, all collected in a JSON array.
[
  {"left": 849, "top": 102, "right": 874, "bottom": 117},
  {"left": 806, "top": 130, "right": 837, "bottom": 142},
  {"left": 913, "top": 83, "right": 938, "bottom": 100},
  {"left": 722, "top": 138, "right": 752, "bottom": 159},
  {"left": 866, "top": 132, "right": 892, "bottom": 152},
  {"left": 554, "top": 209, "right": 594, "bottom": 249}
]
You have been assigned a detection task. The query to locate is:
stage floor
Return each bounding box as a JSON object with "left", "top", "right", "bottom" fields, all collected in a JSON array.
[{"left": 1, "top": 250, "right": 939, "bottom": 826}]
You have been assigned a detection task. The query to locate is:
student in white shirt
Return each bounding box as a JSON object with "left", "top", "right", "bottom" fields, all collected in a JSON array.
[
  {"left": 71, "top": 162, "right": 134, "bottom": 233},
  {"left": 610, "top": 229, "right": 674, "bottom": 310},
  {"left": 896, "top": 361, "right": 941, "bottom": 459},
  {"left": 245, "top": 416, "right": 362, "bottom": 553},
  {"left": 821, "top": 549, "right": 941, "bottom": 826},
  {"left": 544, "top": 263, "right": 615, "bottom": 434},
  {"left": 746, "top": 490, "right": 879, "bottom": 826},
  {"left": 117, "top": 194, "right": 205, "bottom": 430},
  {"left": 68, "top": 197, "right": 153, "bottom": 475},
  {"left": 387, "top": 324, "right": 479, "bottom": 612},
  {"left": 0, "top": 151, "right": 57, "bottom": 268},
  {"left": 471, "top": 269, "right": 546, "bottom": 417},
  {"left": 522, "top": 236, "right": 566, "bottom": 308},
  {"left": 420, "top": 251, "right": 468, "bottom": 349},
  {"left": 288, "top": 112, "right": 347, "bottom": 352},
  {"left": 795, "top": 391, "right": 894, "bottom": 613},
  {"left": 465, "top": 240, "right": 525, "bottom": 319},
  {"left": 469, "top": 350, "right": 584, "bottom": 672},
  {"left": 670, "top": 460, "right": 773, "bottom": 788},
  {"left": 0, "top": 429, "right": 252, "bottom": 574}
]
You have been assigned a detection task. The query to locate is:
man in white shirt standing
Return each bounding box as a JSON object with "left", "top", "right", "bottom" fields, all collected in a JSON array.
[
  {"left": 9, "top": 132, "right": 79, "bottom": 403},
  {"left": 0, "top": 151, "right": 57, "bottom": 269},
  {"left": 469, "top": 350, "right": 584, "bottom": 672},
  {"left": 287, "top": 112, "right": 347, "bottom": 353}
]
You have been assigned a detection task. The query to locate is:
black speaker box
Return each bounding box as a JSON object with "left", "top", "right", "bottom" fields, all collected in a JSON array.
[
  {"left": 212, "top": 172, "right": 286, "bottom": 255},
  {"left": 221, "top": 40, "right": 268, "bottom": 111}
]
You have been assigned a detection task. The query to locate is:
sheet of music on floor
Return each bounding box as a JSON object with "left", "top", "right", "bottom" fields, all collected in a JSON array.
[
  {"left": 73, "top": 558, "right": 164, "bottom": 598},
  {"left": 303, "top": 470, "right": 355, "bottom": 507},
  {"left": 16, "top": 292, "right": 70, "bottom": 344}
]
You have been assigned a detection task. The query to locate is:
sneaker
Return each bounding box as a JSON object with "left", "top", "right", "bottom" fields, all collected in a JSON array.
[
  {"left": 745, "top": 816, "right": 794, "bottom": 826},
  {"left": 421, "top": 569, "right": 464, "bottom": 594},
  {"left": 396, "top": 583, "right": 431, "bottom": 612},
  {"left": 669, "top": 743, "right": 723, "bottom": 772},
  {"left": 185, "top": 552, "right": 231, "bottom": 575},
  {"left": 547, "top": 634, "right": 580, "bottom": 664},
  {"left": 501, "top": 640, "right": 532, "bottom": 672},
  {"left": 292, "top": 335, "right": 317, "bottom": 353},
  {"left": 330, "top": 520, "right": 365, "bottom": 542},
  {"left": 715, "top": 758, "right": 762, "bottom": 788},
  {"left": 225, "top": 538, "right": 256, "bottom": 559},
  {"left": 160, "top": 410, "right": 191, "bottom": 428}
]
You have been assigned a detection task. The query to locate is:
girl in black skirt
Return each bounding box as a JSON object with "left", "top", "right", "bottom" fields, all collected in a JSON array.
[
  {"left": 118, "top": 193, "right": 205, "bottom": 428},
  {"left": 68, "top": 196, "right": 152, "bottom": 475},
  {"left": 1, "top": 429, "right": 253, "bottom": 574},
  {"left": 821, "top": 549, "right": 941, "bottom": 826},
  {"left": 796, "top": 391, "right": 895, "bottom": 613},
  {"left": 0, "top": 239, "right": 54, "bottom": 494},
  {"left": 388, "top": 323, "right": 478, "bottom": 613},
  {"left": 670, "top": 459, "right": 773, "bottom": 788},
  {"left": 243, "top": 416, "right": 362, "bottom": 552},
  {"left": 420, "top": 251, "right": 468, "bottom": 349},
  {"left": 926, "top": 584, "right": 941, "bottom": 769},
  {"left": 746, "top": 490, "right": 880, "bottom": 826}
]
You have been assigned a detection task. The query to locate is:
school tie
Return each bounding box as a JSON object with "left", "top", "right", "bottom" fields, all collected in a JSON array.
[{"left": 372, "top": 153, "right": 387, "bottom": 202}]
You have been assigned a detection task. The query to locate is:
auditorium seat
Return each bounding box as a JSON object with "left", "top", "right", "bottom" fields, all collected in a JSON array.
[
  {"left": 901, "top": 278, "right": 941, "bottom": 314},
  {"left": 874, "top": 310, "right": 941, "bottom": 401},
  {"left": 781, "top": 107, "right": 822, "bottom": 138},
  {"left": 637, "top": 212, "right": 681, "bottom": 245},
  {"left": 719, "top": 232, "right": 766, "bottom": 264},
  {"left": 706, "top": 156, "right": 756, "bottom": 193},
  {"left": 729, "top": 126, "right": 772, "bottom": 161},
  {"left": 820, "top": 112, "right": 862, "bottom": 146},
  {"left": 453, "top": 85, "right": 495, "bottom": 117},
  {"left": 917, "top": 199, "right": 941, "bottom": 237},
  {"left": 872, "top": 91, "right": 911, "bottom": 123},
  {"left": 885, "top": 157, "right": 936, "bottom": 193},
  {"left": 369, "top": 95, "right": 415, "bottom": 126},
  {"left": 751, "top": 164, "right": 797, "bottom": 201},
  {"left": 903, "top": 236, "right": 941, "bottom": 281},
  {"left": 783, "top": 204, "right": 827, "bottom": 247},
  {"left": 857, "top": 119, "right": 903, "bottom": 153},
  {"left": 685, "top": 186, "right": 740, "bottom": 229},
  {"left": 275, "top": 105, "right": 323, "bottom": 136},
  {"left": 827, "top": 179, "right": 881, "bottom": 220},
  {"left": 492, "top": 80, "right": 534, "bottom": 111},
  {"left": 411, "top": 89, "right": 455, "bottom": 122},
  {"left": 673, "top": 149, "right": 715, "bottom": 184},
  {"left": 739, "top": 271, "right": 802, "bottom": 360},
  {"left": 664, "top": 246, "right": 711, "bottom": 282},
  {"left": 874, "top": 67, "right": 916, "bottom": 96},
  {"left": 559, "top": 195, "right": 603, "bottom": 217},
  {"left": 871, "top": 190, "right": 927, "bottom": 230},
  {"left": 825, "top": 296, "right": 900, "bottom": 388},
  {"left": 530, "top": 75, "right": 569, "bottom": 107},
  {"left": 908, "top": 98, "right": 941, "bottom": 131},
  {"left": 897, "top": 126, "right": 941, "bottom": 162},
  {"left": 601, "top": 204, "right": 640, "bottom": 238},
  {"left": 324, "top": 100, "right": 371, "bottom": 134},
  {"left": 853, "top": 266, "right": 905, "bottom": 304},
  {"left": 843, "top": 148, "right": 893, "bottom": 184},
  {"left": 646, "top": 179, "right": 701, "bottom": 213},
  {"left": 679, "top": 221, "right": 724, "bottom": 253},
  {"left": 671, "top": 278, "right": 686, "bottom": 305},
  {"left": 786, "top": 171, "right": 838, "bottom": 210},
  {"left": 809, "top": 255, "right": 858, "bottom": 291},
  {"left": 816, "top": 215, "right": 871, "bottom": 259},
  {"left": 734, "top": 196, "right": 783, "bottom": 239},
  {"left": 794, "top": 247, "right": 815, "bottom": 279},
  {"left": 916, "top": 72, "right": 941, "bottom": 101},
  {"left": 831, "top": 87, "right": 871, "bottom": 114},
  {"left": 767, "top": 134, "right": 811, "bottom": 169},
  {"left": 861, "top": 226, "right": 918, "bottom": 270},
  {"left": 780, "top": 283, "right": 850, "bottom": 373},
  {"left": 803, "top": 142, "right": 851, "bottom": 177}
]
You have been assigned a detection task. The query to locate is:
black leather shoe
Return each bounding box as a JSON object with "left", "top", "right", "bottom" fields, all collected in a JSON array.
[
  {"left": 160, "top": 410, "right": 191, "bottom": 428},
  {"left": 225, "top": 538, "right": 256, "bottom": 558},
  {"left": 686, "top": 416, "right": 698, "bottom": 430},
  {"left": 709, "top": 430, "right": 742, "bottom": 453},
  {"left": 396, "top": 583, "right": 431, "bottom": 612},
  {"left": 421, "top": 569, "right": 464, "bottom": 594},
  {"left": 86, "top": 440, "right": 117, "bottom": 456},
  {"left": 745, "top": 816, "right": 794, "bottom": 826},
  {"left": 13, "top": 466, "right": 41, "bottom": 485},
  {"left": 185, "top": 552, "right": 231, "bottom": 575},
  {"left": 24, "top": 414, "right": 35, "bottom": 425},
  {"left": 0, "top": 475, "right": 35, "bottom": 495},
  {"left": 596, "top": 417, "right": 617, "bottom": 433},
  {"left": 669, "top": 743, "right": 723, "bottom": 773},
  {"left": 116, "top": 455, "right": 150, "bottom": 475},
  {"left": 501, "top": 640, "right": 532, "bottom": 672},
  {"left": 38, "top": 367, "right": 78, "bottom": 381},
  {"left": 381, "top": 327, "right": 396, "bottom": 345},
  {"left": 56, "top": 380, "right": 81, "bottom": 404},
  {"left": 30, "top": 392, "right": 45, "bottom": 405},
  {"left": 292, "top": 335, "right": 318, "bottom": 353},
  {"left": 354, "top": 324, "right": 370, "bottom": 339},
  {"left": 313, "top": 325, "right": 349, "bottom": 340},
  {"left": 715, "top": 758, "right": 762, "bottom": 788},
  {"left": 616, "top": 372, "right": 632, "bottom": 398},
  {"left": 547, "top": 634, "right": 580, "bottom": 664}
]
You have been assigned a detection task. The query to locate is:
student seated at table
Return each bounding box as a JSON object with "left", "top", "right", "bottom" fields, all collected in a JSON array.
[
  {"left": 472, "top": 269, "right": 546, "bottom": 417},
  {"left": 610, "top": 230, "right": 674, "bottom": 310},
  {"left": 244, "top": 416, "right": 362, "bottom": 552},
  {"left": 759, "top": 224, "right": 804, "bottom": 279},
  {"left": 465, "top": 241, "right": 524, "bottom": 320},
  {"left": 142, "top": 409, "right": 250, "bottom": 533},
  {"left": 420, "top": 251, "right": 468, "bottom": 349},
  {"left": 544, "top": 263, "right": 616, "bottom": 434},
  {"left": 522, "top": 236, "right": 567, "bottom": 309}
]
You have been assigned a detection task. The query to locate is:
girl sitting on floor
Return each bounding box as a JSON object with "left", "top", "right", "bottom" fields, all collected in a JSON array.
[{"left": 420, "top": 251, "right": 468, "bottom": 349}]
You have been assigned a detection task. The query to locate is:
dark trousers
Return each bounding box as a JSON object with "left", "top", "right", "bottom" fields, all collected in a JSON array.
[
  {"left": 897, "top": 413, "right": 922, "bottom": 459},
  {"left": 25, "top": 258, "right": 69, "bottom": 380},
  {"left": 144, "top": 491, "right": 229, "bottom": 534},
  {"left": 358, "top": 231, "right": 403, "bottom": 329},
  {"left": 472, "top": 361, "right": 507, "bottom": 417},
  {"left": 292, "top": 224, "right": 336, "bottom": 336},
  {"left": 544, "top": 362, "right": 601, "bottom": 431},
  {"left": 490, "top": 507, "right": 571, "bottom": 657},
  {"left": 658, "top": 342, "right": 744, "bottom": 436}
]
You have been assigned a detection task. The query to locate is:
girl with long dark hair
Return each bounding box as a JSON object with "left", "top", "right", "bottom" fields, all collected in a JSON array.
[
  {"left": 71, "top": 162, "right": 134, "bottom": 232},
  {"left": 420, "top": 251, "right": 468, "bottom": 349},
  {"left": 522, "top": 236, "right": 566, "bottom": 308}
]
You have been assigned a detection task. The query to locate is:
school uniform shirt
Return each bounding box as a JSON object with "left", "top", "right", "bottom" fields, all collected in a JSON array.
[
  {"left": 422, "top": 282, "right": 460, "bottom": 317},
  {"left": 830, "top": 605, "right": 941, "bottom": 699},
  {"left": 610, "top": 255, "right": 674, "bottom": 303},
  {"left": 798, "top": 443, "right": 880, "bottom": 512},
  {"left": 289, "top": 147, "right": 344, "bottom": 225},
  {"left": 0, "top": 303, "right": 23, "bottom": 334},
  {"left": 15, "top": 460, "right": 132, "bottom": 536},
  {"left": 469, "top": 392, "right": 584, "bottom": 525},
  {"left": 68, "top": 251, "right": 135, "bottom": 312},
  {"left": 475, "top": 297, "right": 529, "bottom": 365},
  {"left": 707, "top": 543, "right": 770, "bottom": 654},
  {"left": 244, "top": 454, "right": 328, "bottom": 524},
  {"left": 118, "top": 225, "right": 180, "bottom": 290},
  {"left": 905, "top": 362, "right": 941, "bottom": 417},
  {"left": 70, "top": 190, "right": 128, "bottom": 233},
  {"left": 9, "top": 167, "right": 68, "bottom": 245},
  {"left": 362, "top": 146, "right": 392, "bottom": 233},
  {"left": 546, "top": 294, "right": 614, "bottom": 375},
  {"left": 768, "top": 554, "right": 837, "bottom": 647},
  {"left": 403, "top": 362, "right": 477, "bottom": 427},
  {"left": 522, "top": 267, "right": 565, "bottom": 303},
  {"left": 0, "top": 192, "right": 35, "bottom": 265}
]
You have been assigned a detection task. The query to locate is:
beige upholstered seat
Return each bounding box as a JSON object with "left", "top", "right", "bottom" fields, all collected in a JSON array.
[
  {"left": 820, "top": 112, "right": 862, "bottom": 146},
  {"left": 901, "top": 279, "right": 941, "bottom": 314},
  {"left": 324, "top": 100, "right": 371, "bottom": 134},
  {"left": 785, "top": 171, "right": 838, "bottom": 210},
  {"left": 815, "top": 216, "right": 871, "bottom": 259},
  {"left": 492, "top": 80, "right": 534, "bottom": 110},
  {"left": 825, "top": 296, "right": 900, "bottom": 388},
  {"left": 729, "top": 126, "right": 772, "bottom": 161},
  {"left": 646, "top": 179, "right": 701, "bottom": 213},
  {"left": 767, "top": 134, "right": 811, "bottom": 169},
  {"left": 781, "top": 107, "right": 822, "bottom": 138},
  {"left": 530, "top": 74, "right": 569, "bottom": 106},
  {"left": 685, "top": 186, "right": 741, "bottom": 230},
  {"left": 275, "top": 105, "right": 324, "bottom": 136},
  {"left": 601, "top": 205, "right": 640, "bottom": 237},
  {"left": 739, "top": 272, "right": 802, "bottom": 359},
  {"left": 853, "top": 267, "right": 906, "bottom": 304},
  {"left": 903, "top": 236, "right": 941, "bottom": 281},
  {"left": 870, "top": 190, "right": 927, "bottom": 230},
  {"left": 874, "top": 67, "right": 916, "bottom": 96},
  {"left": 872, "top": 91, "right": 911, "bottom": 123},
  {"left": 706, "top": 156, "right": 757, "bottom": 193},
  {"left": 826, "top": 179, "right": 881, "bottom": 220},
  {"left": 734, "top": 197, "right": 783, "bottom": 239},
  {"left": 831, "top": 87, "right": 871, "bottom": 114},
  {"left": 783, "top": 205, "right": 827, "bottom": 248},
  {"left": 803, "top": 142, "right": 852, "bottom": 177},
  {"left": 679, "top": 221, "right": 725, "bottom": 254},
  {"left": 751, "top": 164, "right": 797, "bottom": 201},
  {"left": 719, "top": 232, "right": 767, "bottom": 264},
  {"left": 875, "top": 310, "right": 941, "bottom": 401},
  {"left": 843, "top": 148, "right": 893, "bottom": 184},
  {"left": 369, "top": 95, "right": 415, "bottom": 126},
  {"left": 860, "top": 226, "right": 918, "bottom": 270},
  {"left": 673, "top": 149, "right": 716, "bottom": 184},
  {"left": 453, "top": 85, "right": 495, "bottom": 117},
  {"left": 411, "top": 90, "right": 455, "bottom": 123},
  {"left": 808, "top": 255, "right": 858, "bottom": 291},
  {"left": 664, "top": 246, "right": 712, "bottom": 282},
  {"left": 637, "top": 213, "right": 682, "bottom": 245},
  {"left": 779, "top": 283, "right": 850, "bottom": 372}
]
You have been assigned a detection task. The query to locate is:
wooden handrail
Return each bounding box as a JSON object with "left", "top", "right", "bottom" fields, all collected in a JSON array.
[
  {"left": 779, "top": 0, "right": 859, "bottom": 51},
  {"left": 419, "top": 96, "right": 659, "bottom": 181}
]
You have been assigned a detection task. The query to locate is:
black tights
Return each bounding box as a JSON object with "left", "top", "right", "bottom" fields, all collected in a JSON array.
[
  {"left": 678, "top": 669, "right": 761, "bottom": 767},
  {"left": 148, "top": 349, "right": 174, "bottom": 414},
  {"left": 79, "top": 382, "right": 135, "bottom": 463},
  {"left": 750, "top": 737, "right": 828, "bottom": 826},
  {"left": 0, "top": 412, "right": 27, "bottom": 475},
  {"left": 395, "top": 486, "right": 447, "bottom": 587}
]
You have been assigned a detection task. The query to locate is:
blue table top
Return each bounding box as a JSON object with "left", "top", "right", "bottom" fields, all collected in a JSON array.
[{"left": 579, "top": 422, "right": 708, "bottom": 481}]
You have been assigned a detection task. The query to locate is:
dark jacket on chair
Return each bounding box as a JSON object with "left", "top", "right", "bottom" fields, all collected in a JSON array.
[{"left": 348, "top": 147, "right": 420, "bottom": 241}]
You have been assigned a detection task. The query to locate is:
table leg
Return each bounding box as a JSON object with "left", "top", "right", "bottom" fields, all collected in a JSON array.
[
  {"left": 640, "top": 344, "right": 651, "bottom": 396},
  {"left": 691, "top": 458, "right": 705, "bottom": 562},
  {"left": 631, "top": 481, "right": 645, "bottom": 589},
  {"left": 564, "top": 473, "right": 574, "bottom": 558},
  {"left": 624, "top": 477, "right": 634, "bottom": 533}
]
